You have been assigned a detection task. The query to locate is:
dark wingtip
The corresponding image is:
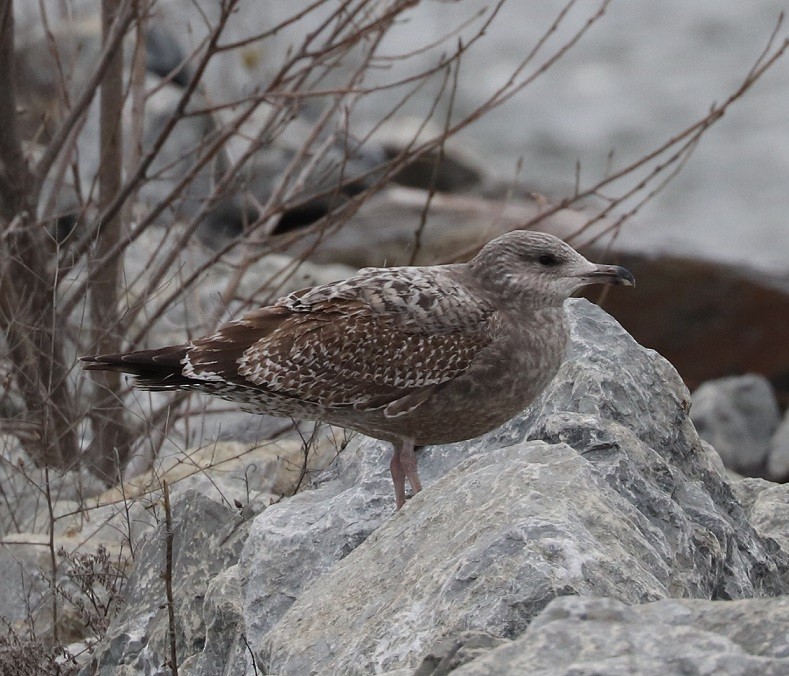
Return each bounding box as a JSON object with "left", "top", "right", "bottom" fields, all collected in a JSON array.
[
  {"left": 79, "top": 347, "right": 193, "bottom": 393},
  {"left": 80, "top": 353, "right": 134, "bottom": 369},
  {"left": 79, "top": 347, "right": 189, "bottom": 376}
]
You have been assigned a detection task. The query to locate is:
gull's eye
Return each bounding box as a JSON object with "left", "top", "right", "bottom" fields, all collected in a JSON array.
[{"left": 538, "top": 253, "right": 561, "bottom": 266}]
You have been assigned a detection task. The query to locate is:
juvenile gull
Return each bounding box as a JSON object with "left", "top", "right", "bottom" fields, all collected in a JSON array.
[{"left": 83, "top": 231, "right": 634, "bottom": 508}]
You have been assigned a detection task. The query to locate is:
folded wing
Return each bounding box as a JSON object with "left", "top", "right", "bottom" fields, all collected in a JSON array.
[{"left": 84, "top": 267, "right": 496, "bottom": 413}]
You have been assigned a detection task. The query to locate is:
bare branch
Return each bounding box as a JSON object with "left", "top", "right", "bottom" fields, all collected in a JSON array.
[
  {"left": 33, "top": 0, "right": 136, "bottom": 193},
  {"left": 162, "top": 480, "right": 179, "bottom": 676},
  {"left": 0, "top": 2, "right": 35, "bottom": 219},
  {"left": 85, "top": 0, "right": 136, "bottom": 482}
]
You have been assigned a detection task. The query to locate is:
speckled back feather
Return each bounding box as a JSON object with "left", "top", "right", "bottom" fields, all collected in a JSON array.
[
  {"left": 102, "top": 266, "right": 496, "bottom": 415},
  {"left": 186, "top": 267, "right": 494, "bottom": 409}
]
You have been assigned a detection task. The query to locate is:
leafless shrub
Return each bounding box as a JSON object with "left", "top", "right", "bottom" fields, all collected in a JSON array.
[
  {"left": 56, "top": 544, "right": 126, "bottom": 639},
  {"left": 0, "top": 617, "right": 78, "bottom": 676},
  {"left": 0, "top": 543, "right": 123, "bottom": 675}
]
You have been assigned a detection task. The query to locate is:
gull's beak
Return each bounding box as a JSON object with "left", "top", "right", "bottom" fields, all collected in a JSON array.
[{"left": 578, "top": 264, "right": 636, "bottom": 287}]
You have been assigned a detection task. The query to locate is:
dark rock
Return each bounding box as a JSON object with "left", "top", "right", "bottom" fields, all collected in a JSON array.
[
  {"left": 584, "top": 254, "right": 789, "bottom": 399},
  {"left": 271, "top": 187, "right": 607, "bottom": 268},
  {"left": 383, "top": 144, "right": 483, "bottom": 193},
  {"left": 197, "top": 112, "right": 387, "bottom": 248},
  {"left": 146, "top": 22, "right": 190, "bottom": 88}
]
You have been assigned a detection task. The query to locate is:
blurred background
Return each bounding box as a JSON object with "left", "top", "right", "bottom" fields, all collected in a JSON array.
[
  {"left": 17, "top": 0, "right": 787, "bottom": 267},
  {"left": 322, "top": 0, "right": 789, "bottom": 271}
]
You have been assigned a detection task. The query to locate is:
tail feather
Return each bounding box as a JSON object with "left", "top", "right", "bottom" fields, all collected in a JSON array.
[{"left": 81, "top": 345, "right": 192, "bottom": 390}]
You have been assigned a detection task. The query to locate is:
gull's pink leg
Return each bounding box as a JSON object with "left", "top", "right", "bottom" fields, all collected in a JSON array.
[
  {"left": 399, "top": 438, "right": 422, "bottom": 497},
  {"left": 390, "top": 439, "right": 421, "bottom": 509},
  {"left": 390, "top": 443, "right": 407, "bottom": 509}
]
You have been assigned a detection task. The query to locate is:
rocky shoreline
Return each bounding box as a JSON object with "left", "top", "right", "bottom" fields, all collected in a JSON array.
[{"left": 68, "top": 300, "right": 789, "bottom": 675}]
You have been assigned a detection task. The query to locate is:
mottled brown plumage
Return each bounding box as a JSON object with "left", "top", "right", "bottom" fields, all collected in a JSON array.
[{"left": 83, "top": 230, "right": 634, "bottom": 508}]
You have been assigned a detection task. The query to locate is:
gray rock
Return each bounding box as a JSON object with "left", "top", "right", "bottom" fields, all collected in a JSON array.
[
  {"left": 134, "top": 75, "right": 214, "bottom": 224},
  {"left": 240, "top": 450, "right": 394, "bottom": 646},
  {"left": 0, "top": 536, "right": 53, "bottom": 627},
  {"left": 246, "top": 299, "right": 786, "bottom": 674},
  {"left": 78, "top": 491, "right": 249, "bottom": 675},
  {"left": 15, "top": 15, "right": 216, "bottom": 228},
  {"left": 198, "top": 108, "right": 388, "bottom": 247},
  {"left": 731, "top": 478, "right": 789, "bottom": 554},
  {"left": 412, "top": 631, "right": 507, "bottom": 676},
  {"left": 0, "top": 461, "right": 156, "bottom": 639},
  {"left": 276, "top": 185, "right": 621, "bottom": 268},
  {"left": 452, "top": 595, "right": 789, "bottom": 675},
  {"left": 180, "top": 565, "right": 257, "bottom": 676},
  {"left": 690, "top": 374, "right": 781, "bottom": 476},
  {"left": 767, "top": 411, "right": 789, "bottom": 481}
]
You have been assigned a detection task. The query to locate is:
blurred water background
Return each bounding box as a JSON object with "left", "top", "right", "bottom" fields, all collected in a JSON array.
[
  {"left": 439, "top": 1, "right": 789, "bottom": 273},
  {"left": 18, "top": 0, "right": 789, "bottom": 271},
  {"left": 430, "top": 1, "right": 789, "bottom": 272},
  {"left": 358, "top": 0, "right": 789, "bottom": 272}
]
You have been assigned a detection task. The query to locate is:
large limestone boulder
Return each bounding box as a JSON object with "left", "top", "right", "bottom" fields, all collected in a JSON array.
[{"left": 77, "top": 299, "right": 789, "bottom": 675}]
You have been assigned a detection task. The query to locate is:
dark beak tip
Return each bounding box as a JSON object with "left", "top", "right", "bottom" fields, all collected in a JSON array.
[
  {"left": 616, "top": 267, "right": 636, "bottom": 287},
  {"left": 586, "top": 265, "right": 635, "bottom": 288}
]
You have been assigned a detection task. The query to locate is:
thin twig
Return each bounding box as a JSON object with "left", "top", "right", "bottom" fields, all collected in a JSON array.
[
  {"left": 34, "top": 0, "right": 136, "bottom": 191},
  {"left": 45, "top": 468, "right": 59, "bottom": 645},
  {"left": 162, "top": 479, "right": 178, "bottom": 676},
  {"left": 409, "top": 40, "right": 461, "bottom": 265}
]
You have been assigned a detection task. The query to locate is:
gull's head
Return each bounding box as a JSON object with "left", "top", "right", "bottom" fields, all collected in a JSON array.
[{"left": 469, "top": 230, "right": 635, "bottom": 307}]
